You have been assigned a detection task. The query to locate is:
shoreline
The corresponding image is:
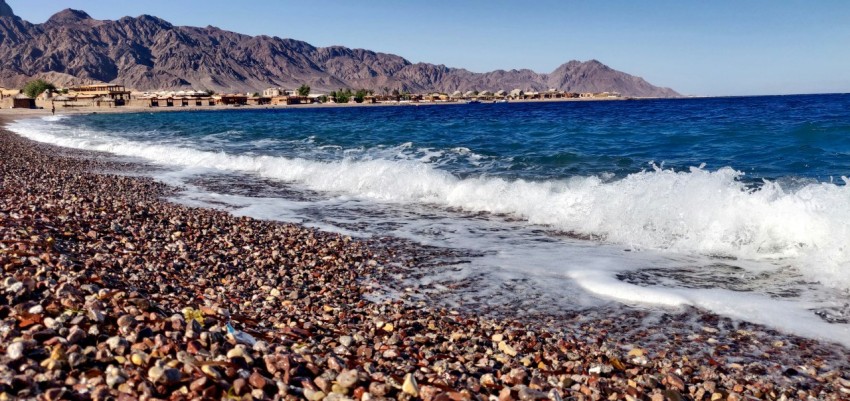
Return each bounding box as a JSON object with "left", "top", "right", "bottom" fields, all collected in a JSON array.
[
  {"left": 4, "top": 93, "right": 839, "bottom": 118},
  {"left": 0, "top": 95, "right": 669, "bottom": 118},
  {"left": 1, "top": 114, "right": 849, "bottom": 400}
]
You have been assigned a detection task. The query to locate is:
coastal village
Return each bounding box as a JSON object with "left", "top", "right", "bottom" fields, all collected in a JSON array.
[{"left": 0, "top": 82, "right": 623, "bottom": 110}]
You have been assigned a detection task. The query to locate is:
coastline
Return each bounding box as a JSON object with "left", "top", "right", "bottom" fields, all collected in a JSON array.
[
  {"left": 0, "top": 95, "right": 654, "bottom": 118},
  {"left": 1, "top": 114, "right": 849, "bottom": 400}
]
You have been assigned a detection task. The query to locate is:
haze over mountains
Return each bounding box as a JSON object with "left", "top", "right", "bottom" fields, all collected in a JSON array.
[{"left": 0, "top": 2, "right": 679, "bottom": 97}]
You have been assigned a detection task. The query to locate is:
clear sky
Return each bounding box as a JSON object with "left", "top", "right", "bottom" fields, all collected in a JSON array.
[{"left": 7, "top": 0, "right": 850, "bottom": 96}]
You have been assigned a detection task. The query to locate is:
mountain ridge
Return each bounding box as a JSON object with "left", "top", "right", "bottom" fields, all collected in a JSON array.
[{"left": 0, "top": 8, "right": 680, "bottom": 97}]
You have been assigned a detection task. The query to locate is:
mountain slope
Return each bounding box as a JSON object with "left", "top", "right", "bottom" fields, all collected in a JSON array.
[
  {"left": 0, "top": 8, "right": 679, "bottom": 97},
  {"left": 0, "top": 0, "right": 13, "bottom": 18}
]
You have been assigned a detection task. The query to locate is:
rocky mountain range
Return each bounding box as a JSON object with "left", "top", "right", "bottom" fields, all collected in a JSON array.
[{"left": 0, "top": 2, "right": 679, "bottom": 97}]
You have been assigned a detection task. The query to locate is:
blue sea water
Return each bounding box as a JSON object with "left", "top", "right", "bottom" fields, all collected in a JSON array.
[{"left": 9, "top": 94, "right": 850, "bottom": 346}]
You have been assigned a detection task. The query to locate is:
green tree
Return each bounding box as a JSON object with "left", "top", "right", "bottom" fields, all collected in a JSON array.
[
  {"left": 354, "top": 89, "right": 368, "bottom": 103},
  {"left": 334, "top": 88, "right": 352, "bottom": 104},
  {"left": 22, "top": 79, "right": 56, "bottom": 98},
  {"left": 317, "top": 95, "right": 328, "bottom": 103},
  {"left": 297, "top": 84, "right": 311, "bottom": 97},
  {"left": 252, "top": 92, "right": 260, "bottom": 98}
]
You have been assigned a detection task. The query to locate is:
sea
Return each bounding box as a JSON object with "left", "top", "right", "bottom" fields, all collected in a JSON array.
[{"left": 8, "top": 94, "right": 850, "bottom": 347}]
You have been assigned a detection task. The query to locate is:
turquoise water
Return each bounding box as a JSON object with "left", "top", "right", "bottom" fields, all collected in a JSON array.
[{"left": 9, "top": 94, "right": 850, "bottom": 346}]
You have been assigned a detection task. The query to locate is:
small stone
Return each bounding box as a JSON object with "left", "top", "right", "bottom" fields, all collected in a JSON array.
[
  {"left": 492, "top": 333, "right": 504, "bottom": 342},
  {"left": 117, "top": 315, "right": 134, "bottom": 328},
  {"left": 190, "top": 377, "right": 209, "bottom": 392},
  {"left": 249, "top": 372, "right": 267, "bottom": 389},
  {"left": 666, "top": 374, "right": 685, "bottom": 391},
  {"left": 233, "top": 378, "right": 248, "bottom": 395},
  {"left": 327, "top": 356, "right": 345, "bottom": 371},
  {"left": 518, "top": 386, "right": 548, "bottom": 401},
  {"left": 339, "top": 336, "right": 353, "bottom": 347},
  {"left": 315, "top": 377, "right": 333, "bottom": 393},
  {"left": 149, "top": 365, "right": 181, "bottom": 385},
  {"left": 164, "top": 368, "right": 182, "bottom": 385},
  {"left": 88, "top": 308, "right": 105, "bottom": 323},
  {"left": 480, "top": 373, "right": 496, "bottom": 387},
  {"left": 499, "top": 341, "right": 518, "bottom": 357},
  {"left": 253, "top": 340, "right": 270, "bottom": 354},
  {"left": 44, "top": 388, "right": 66, "bottom": 401},
  {"left": 7, "top": 342, "right": 25, "bottom": 361},
  {"left": 66, "top": 326, "right": 86, "bottom": 345},
  {"left": 28, "top": 304, "right": 44, "bottom": 314},
  {"left": 664, "top": 390, "right": 684, "bottom": 401},
  {"left": 148, "top": 366, "right": 166, "bottom": 383},
  {"left": 227, "top": 347, "right": 246, "bottom": 359},
  {"left": 106, "top": 336, "right": 127, "bottom": 352},
  {"left": 402, "top": 373, "right": 419, "bottom": 397},
  {"left": 2, "top": 277, "right": 18, "bottom": 288},
  {"left": 304, "top": 388, "right": 326, "bottom": 401},
  {"left": 106, "top": 372, "right": 126, "bottom": 388},
  {"left": 187, "top": 340, "right": 203, "bottom": 354},
  {"left": 44, "top": 317, "right": 60, "bottom": 330},
  {"left": 504, "top": 368, "right": 528, "bottom": 385},
  {"left": 202, "top": 364, "right": 222, "bottom": 379},
  {"left": 131, "top": 353, "right": 146, "bottom": 366},
  {"left": 336, "top": 369, "right": 358, "bottom": 388},
  {"left": 270, "top": 288, "right": 281, "bottom": 297},
  {"left": 499, "top": 387, "right": 513, "bottom": 401},
  {"left": 369, "top": 382, "right": 388, "bottom": 397},
  {"left": 627, "top": 348, "right": 645, "bottom": 357},
  {"left": 7, "top": 281, "right": 24, "bottom": 293}
]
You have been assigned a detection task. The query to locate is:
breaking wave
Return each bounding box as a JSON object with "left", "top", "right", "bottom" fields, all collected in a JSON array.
[{"left": 9, "top": 116, "right": 850, "bottom": 290}]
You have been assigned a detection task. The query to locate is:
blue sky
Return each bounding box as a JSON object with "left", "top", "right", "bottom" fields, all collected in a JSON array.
[{"left": 8, "top": 0, "right": 850, "bottom": 96}]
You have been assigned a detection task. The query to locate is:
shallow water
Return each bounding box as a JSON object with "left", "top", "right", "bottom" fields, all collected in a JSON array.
[{"left": 8, "top": 94, "right": 850, "bottom": 347}]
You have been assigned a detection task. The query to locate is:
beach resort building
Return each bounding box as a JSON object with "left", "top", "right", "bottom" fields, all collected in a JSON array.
[
  {"left": 126, "top": 90, "right": 216, "bottom": 108},
  {"left": 263, "top": 87, "right": 285, "bottom": 97},
  {"left": 68, "top": 84, "right": 131, "bottom": 105},
  {"left": 11, "top": 94, "right": 36, "bottom": 109}
]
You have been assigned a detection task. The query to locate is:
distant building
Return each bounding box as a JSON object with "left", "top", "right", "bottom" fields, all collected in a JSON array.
[
  {"left": 217, "top": 94, "right": 249, "bottom": 106},
  {"left": 69, "top": 84, "right": 131, "bottom": 105},
  {"left": 263, "top": 87, "right": 284, "bottom": 97},
  {"left": 12, "top": 94, "right": 36, "bottom": 109}
]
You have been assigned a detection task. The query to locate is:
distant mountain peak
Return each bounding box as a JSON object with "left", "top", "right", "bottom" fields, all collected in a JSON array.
[
  {"left": 46, "top": 9, "right": 93, "bottom": 25},
  {"left": 0, "top": 10, "right": 679, "bottom": 97},
  {"left": 0, "top": 0, "right": 15, "bottom": 18},
  {"left": 135, "top": 14, "right": 172, "bottom": 28}
]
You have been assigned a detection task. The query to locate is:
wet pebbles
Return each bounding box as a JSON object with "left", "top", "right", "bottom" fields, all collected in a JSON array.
[{"left": 1, "top": 122, "right": 849, "bottom": 401}]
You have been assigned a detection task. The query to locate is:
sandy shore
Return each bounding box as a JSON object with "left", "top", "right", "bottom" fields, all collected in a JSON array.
[{"left": 1, "top": 114, "right": 849, "bottom": 401}]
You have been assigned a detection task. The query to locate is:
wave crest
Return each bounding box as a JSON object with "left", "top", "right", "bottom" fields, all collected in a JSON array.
[{"left": 9, "top": 116, "right": 850, "bottom": 290}]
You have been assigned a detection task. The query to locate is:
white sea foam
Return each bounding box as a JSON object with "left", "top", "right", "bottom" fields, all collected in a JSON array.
[{"left": 8, "top": 116, "right": 850, "bottom": 292}]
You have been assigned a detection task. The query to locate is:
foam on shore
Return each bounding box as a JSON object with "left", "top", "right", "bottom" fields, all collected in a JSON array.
[{"left": 10, "top": 116, "right": 850, "bottom": 290}]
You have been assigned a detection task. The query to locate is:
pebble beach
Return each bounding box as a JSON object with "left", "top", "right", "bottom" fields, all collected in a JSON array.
[{"left": 2, "top": 114, "right": 850, "bottom": 401}]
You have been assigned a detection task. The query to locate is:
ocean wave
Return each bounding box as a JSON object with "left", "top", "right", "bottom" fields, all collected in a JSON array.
[{"left": 9, "top": 116, "right": 850, "bottom": 290}]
